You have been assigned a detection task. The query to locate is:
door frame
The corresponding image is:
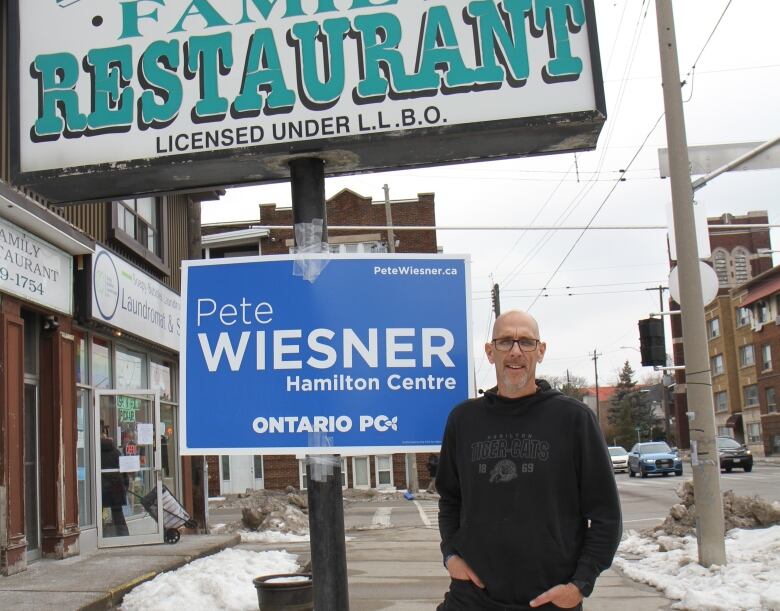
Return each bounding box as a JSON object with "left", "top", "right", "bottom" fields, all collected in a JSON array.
[{"left": 94, "top": 389, "right": 163, "bottom": 548}]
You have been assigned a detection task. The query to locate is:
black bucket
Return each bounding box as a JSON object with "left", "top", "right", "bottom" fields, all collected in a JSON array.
[{"left": 253, "top": 573, "right": 313, "bottom": 611}]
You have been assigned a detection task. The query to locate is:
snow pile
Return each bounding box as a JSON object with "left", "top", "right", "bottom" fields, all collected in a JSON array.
[
  {"left": 210, "top": 489, "right": 311, "bottom": 536},
  {"left": 120, "top": 548, "right": 299, "bottom": 611},
  {"left": 240, "top": 530, "right": 310, "bottom": 543},
  {"left": 653, "top": 481, "right": 780, "bottom": 537},
  {"left": 615, "top": 525, "right": 780, "bottom": 610},
  {"left": 242, "top": 501, "right": 309, "bottom": 535}
]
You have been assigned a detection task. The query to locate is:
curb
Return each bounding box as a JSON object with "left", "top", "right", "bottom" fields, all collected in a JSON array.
[{"left": 79, "top": 534, "right": 241, "bottom": 610}]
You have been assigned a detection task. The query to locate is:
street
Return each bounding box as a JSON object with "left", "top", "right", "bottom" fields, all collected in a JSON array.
[{"left": 210, "top": 463, "right": 780, "bottom": 534}]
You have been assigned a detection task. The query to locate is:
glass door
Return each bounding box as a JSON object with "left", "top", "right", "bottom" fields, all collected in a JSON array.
[{"left": 95, "top": 390, "right": 162, "bottom": 547}]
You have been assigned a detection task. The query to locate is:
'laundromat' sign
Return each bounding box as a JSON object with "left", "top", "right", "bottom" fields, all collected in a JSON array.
[{"left": 8, "top": 0, "right": 605, "bottom": 202}]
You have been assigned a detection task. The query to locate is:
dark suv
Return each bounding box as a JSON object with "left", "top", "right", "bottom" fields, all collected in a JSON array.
[{"left": 717, "top": 436, "right": 753, "bottom": 472}]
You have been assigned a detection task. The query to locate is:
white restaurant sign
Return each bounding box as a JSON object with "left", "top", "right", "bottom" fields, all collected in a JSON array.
[
  {"left": 0, "top": 215, "right": 72, "bottom": 314},
  {"left": 9, "top": 0, "right": 605, "bottom": 202}
]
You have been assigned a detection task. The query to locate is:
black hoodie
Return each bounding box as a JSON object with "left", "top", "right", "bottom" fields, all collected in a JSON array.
[{"left": 437, "top": 380, "right": 621, "bottom": 608}]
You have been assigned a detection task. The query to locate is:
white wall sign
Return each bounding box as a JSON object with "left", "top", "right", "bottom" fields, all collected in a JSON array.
[
  {"left": 0, "top": 215, "right": 73, "bottom": 314},
  {"left": 92, "top": 245, "right": 181, "bottom": 352},
  {"left": 10, "top": 0, "right": 605, "bottom": 202}
]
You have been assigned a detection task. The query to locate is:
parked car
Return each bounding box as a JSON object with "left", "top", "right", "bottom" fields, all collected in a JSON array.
[
  {"left": 717, "top": 436, "right": 753, "bottom": 472},
  {"left": 608, "top": 446, "right": 629, "bottom": 472},
  {"left": 628, "top": 441, "right": 683, "bottom": 478}
]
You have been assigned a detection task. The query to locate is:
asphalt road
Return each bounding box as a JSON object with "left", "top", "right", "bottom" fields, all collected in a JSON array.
[
  {"left": 209, "top": 463, "right": 780, "bottom": 533},
  {"left": 340, "top": 463, "right": 780, "bottom": 533}
]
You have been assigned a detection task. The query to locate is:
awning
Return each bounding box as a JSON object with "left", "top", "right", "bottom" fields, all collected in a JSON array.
[
  {"left": 741, "top": 276, "right": 780, "bottom": 307},
  {"left": 725, "top": 413, "right": 743, "bottom": 428}
]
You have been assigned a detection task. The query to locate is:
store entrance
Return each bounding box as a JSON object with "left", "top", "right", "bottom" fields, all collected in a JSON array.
[{"left": 95, "top": 390, "right": 163, "bottom": 548}]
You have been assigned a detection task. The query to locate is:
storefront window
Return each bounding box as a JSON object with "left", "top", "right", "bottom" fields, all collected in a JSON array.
[
  {"left": 92, "top": 337, "right": 112, "bottom": 388},
  {"left": 150, "top": 361, "right": 172, "bottom": 401},
  {"left": 76, "top": 388, "right": 93, "bottom": 526},
  {"left": 160, "top": 403, "right": 178, "bottom": 493},
  {"left": 116, "top": 345, "right": 147, "bottom": 389},
  {"left": 76, "top": 333, "right": 88, "bottom": 385}
]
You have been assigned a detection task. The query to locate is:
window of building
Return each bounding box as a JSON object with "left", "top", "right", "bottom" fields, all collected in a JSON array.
[
  {"left": 746, "top": 422, "right": 762, "bottom": 444},
  {"left": 757, "top": 300, "right": 770, "bottom": 324},
  {"left": 352, "top": 457, "right": 370, "bottom": 488},
  {"left": 711, "top": 354, "right": 724, "bottom": 376},
  {"left": 739, "top": 344, "right": 755, "bottom": 367},
  {"left": 327, "top": 241, "right": 387, "bottom": 254},
  {"left": 717, "top": 426, "right": 732, "bottom": 437},
  {"left": 708, "top": 318, "right": 720, "bottom": 339},
  {"left": 733, "top": 247, "right": 749, "bottom": 284},
  {"left": 714, "top": 391, "right": 728, "bottom": 413},
  {"left": 736, "top": 307, "right": 751, "bottom": 327},
  {"left": 111, "top": 197, "right": 168, "bottom": 273},
  {"left": 75, "top": 332, "right": 93, "bottom": 528},
  {"left": 298, "top": 458, "right": 347, "bottom": 489},
  {"left": 253, "top": 455, "right": 264, "bottom": 481},
  {"left": 762, "top": 345, "right": 772, "bottom": 371},
  {"left": 743, "top": 384, "right": 759, "bottom": 408},
  {"left": 767, "top": 387, "right": 778, "bottom": 413},
  {"left": 375, "top": 455, "right": 393, "bottom": 488},
  {"left": 713, "top": 249, "right": 728, "bottom": 285},
  {"left": 221, "top": 456, "right": 231, "bottom": 481}
]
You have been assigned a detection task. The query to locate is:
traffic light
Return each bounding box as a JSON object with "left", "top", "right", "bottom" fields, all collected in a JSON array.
[
  {"left": 638, "top": 317, "right": 666, "bottom": 367},
  {"left": 491, "top": 283, "right": 501, "bottom": 317}
]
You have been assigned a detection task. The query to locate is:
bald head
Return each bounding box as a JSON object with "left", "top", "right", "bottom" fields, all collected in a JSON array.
[
  {"left": 492, "top": 310, "right": 540, "bottom": 340},
  {"left": 486, "top": 310, "right": 546, "bottom": 398}
]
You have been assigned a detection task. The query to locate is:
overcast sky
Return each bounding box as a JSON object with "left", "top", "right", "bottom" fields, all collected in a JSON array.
[{"left": 201, "top": 0, "right": 780, "bottom": 391}]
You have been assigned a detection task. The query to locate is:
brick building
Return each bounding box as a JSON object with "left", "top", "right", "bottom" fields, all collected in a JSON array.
[
  {"left": 201, "top": 188, "right": 441, "bottom": 495},
  {"left": 671, "top": 211, "right": 772, "bottom": 449},
  {"left": 733, "top": 266, "right": 780, "bottom": 455}
]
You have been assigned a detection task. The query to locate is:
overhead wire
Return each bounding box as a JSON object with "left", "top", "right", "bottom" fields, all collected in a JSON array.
[
  {"left": 682, "top": 0, "right": 733, "bottom": 103},
  {"left": 498, "top": 0, "right": 652, "bottom": 291},
  {"left": 526, "top": 112, "right": 666, "bottom": 312}
]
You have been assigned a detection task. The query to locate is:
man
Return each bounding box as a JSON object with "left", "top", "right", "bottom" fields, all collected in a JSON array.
[{"left": 437, "top": 310, "right": 621, "bottom": 610}]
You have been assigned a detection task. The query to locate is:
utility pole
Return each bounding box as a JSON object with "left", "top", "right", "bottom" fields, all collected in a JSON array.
[
  {"left": 591, "top": 349, "right": 602, "bottom": 425},
  {"left": 383, "top": 185, "right": 418, "bottom": 493},
  {"left": 655, "top": 0, "right": 725, "bottom": 566},
  {"left": 382, "top": 184, "right": 396, "bottom": 253}
]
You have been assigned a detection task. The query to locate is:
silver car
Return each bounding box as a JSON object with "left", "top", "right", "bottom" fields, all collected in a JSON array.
[{"left": 608, "top": 446, "right": 629, "bottom": 473}]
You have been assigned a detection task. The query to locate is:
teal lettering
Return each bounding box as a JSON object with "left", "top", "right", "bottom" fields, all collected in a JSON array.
[
  {"left": 85, "top": 46, "right": 134, "bottom": 130},
  {"left": 353, "top": 13, "right": 426, "bottom": 99},
  {"left": 350, "top": 0, "right": 398, "bottom": 7},
  {"left": 238, "top": 0, "right": 337, "bottom": 21},
  {"left": 533, "top": 0, "right": 585, "bottom": 79},
  {"left": 119, "top": 0, "right": 164, "bottom": 39},
  {"left": 169, "top": 0, "right": 230, "bottom": 33},
  {"left": 186, "top": 33, "right": 233, "bottom": 121},
  {"left": 289, "top": 18, "right": 349, "bottom": 108},
  {"left": 233, "top": 29, "right": 295, "bottom": 115},
  {"left": 31, "top": 53, "right": 87, "bottom": 138},
  {"left": 468, "top": 0, "right": 531, "bottom": 85},
  {"left": 139, "top": 40, "right": 183, "bottom": 128},
  {"left": 415, "top": 6, "right": 475, "bottom": 89}
]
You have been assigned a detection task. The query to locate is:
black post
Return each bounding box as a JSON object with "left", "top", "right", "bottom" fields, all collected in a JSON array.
[
  {"left": 306, "top": 458, "right": 349, "bottom": 610},
  {"left": 290, "top": 158, "right": 327, "bottom": 232},
  {"left": 289, "top": 157, "right": 349, "bottom": 610}
]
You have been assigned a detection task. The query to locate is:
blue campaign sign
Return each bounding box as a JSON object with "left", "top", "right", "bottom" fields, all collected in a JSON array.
[{"left": 180, "top": 255, "right": 473, "bottom": 454}]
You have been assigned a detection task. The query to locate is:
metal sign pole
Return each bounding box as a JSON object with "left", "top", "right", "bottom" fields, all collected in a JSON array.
[{"left": 289, "top": 157, "right": 350, "bottom": 610}]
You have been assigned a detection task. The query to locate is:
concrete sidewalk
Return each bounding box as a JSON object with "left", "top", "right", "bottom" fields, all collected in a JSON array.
[
  {"left": 0, "top": 534, "right": 239, "bottom": 610},
  {"left": 0, "top": 525, "right": 676, "bottom": 610},
  {"left": 239, "top": 526, "right": 676, "bottom": 611}
]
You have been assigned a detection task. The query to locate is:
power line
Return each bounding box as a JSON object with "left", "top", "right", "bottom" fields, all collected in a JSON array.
[
  {"left": 526, "top": 112, "right": 666, "bottom": 312},
  {"left": 683, "top": 0, "right": 734, "bottom": 103}
]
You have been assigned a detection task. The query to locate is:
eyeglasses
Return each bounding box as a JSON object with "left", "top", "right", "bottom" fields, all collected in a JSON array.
[{"left": 492, "top": 338, "right": 540, "bottom": 352}]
